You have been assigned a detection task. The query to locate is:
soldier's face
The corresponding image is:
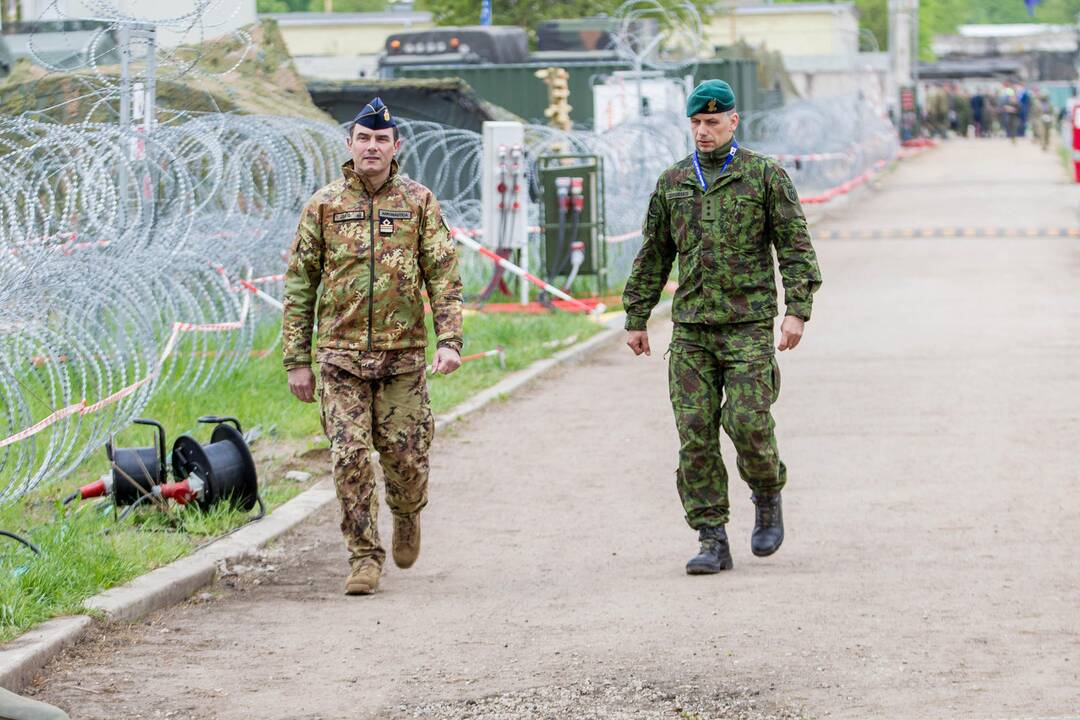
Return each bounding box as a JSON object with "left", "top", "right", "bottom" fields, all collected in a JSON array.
[
  {"left": 690, "top": 111, "right": 739, "bottom": 152},
  {"left": 347, "top": 126, "right": 401, "bottom": 177}
]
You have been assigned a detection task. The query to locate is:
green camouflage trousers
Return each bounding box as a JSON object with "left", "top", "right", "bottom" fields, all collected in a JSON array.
[
  {"left": 668, "top": 321, "right": 786, "bottom": 529},
  {"left": 320, "top": 363, "right": 434, "bottom": 568}
]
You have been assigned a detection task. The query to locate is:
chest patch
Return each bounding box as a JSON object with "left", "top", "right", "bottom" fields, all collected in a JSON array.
[
  {"left": 379, "top": 217, "right": 394, "bottom": 235},
  {"left": 701, "top": 195, "right": 719, "bottom": 222},
  {"left": 666, "top": 190, "right": 693, "bottom": 201},
  {"left": 332, "top": 210, "right": 366, "bottom": 223},
  {"left": 379, "top": 209, "right": 413, "bottom": 220}
]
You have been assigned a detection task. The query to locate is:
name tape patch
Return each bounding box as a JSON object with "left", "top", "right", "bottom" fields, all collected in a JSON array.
[
  {"left": 379, "top": 209, "right": 413, "bottom": 220},
  {"left": 666, "top": 190, "right": 693, "bottom": 201},
  {"left": 333, "top": 210, "right": 366, "bottom": 222}
]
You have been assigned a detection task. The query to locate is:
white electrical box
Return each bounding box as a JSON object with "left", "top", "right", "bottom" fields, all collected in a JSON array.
[{"left": 481, "top": 122, "right": 528, "bottom": 250}]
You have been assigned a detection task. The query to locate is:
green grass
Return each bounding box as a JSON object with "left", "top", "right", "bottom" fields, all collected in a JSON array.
[
  {"left": 427, "top": 310, "right": 602, "bottom": 411},
  {"left": 0, "top": 309, "right": 600, "bottom": 644}
]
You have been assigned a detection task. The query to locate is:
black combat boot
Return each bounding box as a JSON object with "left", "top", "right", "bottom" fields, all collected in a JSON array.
[
  {"left": 685, "top": 525, "right": 734, "bottom": 574},
  {"left": 751, "top": 493, "right": 784, "bottom": 557}
]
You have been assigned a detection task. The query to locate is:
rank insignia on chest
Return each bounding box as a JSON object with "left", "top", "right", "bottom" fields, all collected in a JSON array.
[
  {"left": 702, "top": 196, "right": 718, "bottom": 222},
  {"left": 379, "top": 217, "right": 394, "bottom": 235},
  {"left": 333, "top": 210, "right": 366, "bottom": 223}
]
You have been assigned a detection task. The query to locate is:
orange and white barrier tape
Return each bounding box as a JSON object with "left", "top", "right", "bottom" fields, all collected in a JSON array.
[
  {"left": 461, "top": 346, "right": 506, "bottom": 366},
  {"left": 799, "top": 160, "right": 889, "bottom": 205},
  {"left": 452, "top": 229, "right": 605, "bottom": 316},
  {"left": 0, "top": 292, "right": 251, "bottom": 450},
  {"left": 238, "top": 279, "right": 284, "bottom": 311},
  {"left": 211, "top": 263, "right": 284, "bottom": 311},
  {"left": 427, "top": 346, "right": 506, "bottom": 374},
  {"left": 772, "top": 151, "right": 850, "bottom": 163},
  {"left": 606, "top": 229, "right": 642, "bottom": 244},
  {"left": 248, "top": 274, "right": 285, "bottom": 285}
]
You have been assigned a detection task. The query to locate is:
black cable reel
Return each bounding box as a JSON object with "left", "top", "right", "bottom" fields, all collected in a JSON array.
[
  {"left": 165, "top": 416, "right": 260, "bottom": 512},
  {"left": 65, "top": 418, "right": 168, "bottom": 506},
  {"left": 63, "top": 416, "right": 263, "bottom": 522}
]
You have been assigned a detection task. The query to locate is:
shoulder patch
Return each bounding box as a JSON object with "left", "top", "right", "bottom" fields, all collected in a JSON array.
[
  {"left": 333, "top": 210, "right": 365, "bottom": 223},
  {"left": 379, "top": 209, "right": 413, "bottom": 220},
  {"left": 665, "top": 190, "right": 693, "bottom": 201},
  {"left": 781, "top": 175, "right": 800, "bottom": 204}
]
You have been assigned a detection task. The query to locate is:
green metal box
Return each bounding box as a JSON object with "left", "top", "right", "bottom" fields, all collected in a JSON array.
[{"left": 537, "top": 154, "right": 606, "bottom": 293}]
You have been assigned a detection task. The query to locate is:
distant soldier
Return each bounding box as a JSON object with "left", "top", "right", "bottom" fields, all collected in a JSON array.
[
  {"left": 622, "top": 80, "right": 822, "bottom": 574},
  {"left": 999, "top": 85, "right": 1019, "bottom": 142},
  {"left": 926, "top": 85, "right": 949, "bottom": 138},
  {"left": 282, "top": 98, "right": 464, "bottom": 595},
  {"left": 970, "top": 91, "right": 985, "bottom": 138},
  {"left": 953, "top": 88, "right": 972, "bottom": 138},
  {"left": 1017, "top": 84, "right": 1032, "bottom": 138},
  {"left": 1034, "top": 90, "right": 1055, "bottom": 152}
]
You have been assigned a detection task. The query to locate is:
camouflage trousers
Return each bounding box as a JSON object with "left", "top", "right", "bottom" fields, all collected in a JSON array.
[
  {"left": 668, "top": 321, "right": 786, "bottom": 529},
  {"left": 320, "top": 363, "right": 434, "bottom": 568}
]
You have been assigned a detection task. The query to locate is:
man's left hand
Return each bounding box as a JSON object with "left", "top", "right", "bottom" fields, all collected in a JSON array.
[
  {"left": 778, "top": 316, "right": 805, "bottom": 352},
  {"left": 431, "top": 347, "right": 462, "bottom": 375}
]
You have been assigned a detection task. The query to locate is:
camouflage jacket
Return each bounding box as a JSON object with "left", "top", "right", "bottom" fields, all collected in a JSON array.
[
  {"left": 282, "top": 160, "right": 464, "bottom": 370},
  {"left": 622, "top": 143, "right": 821, "bottom": 331}
]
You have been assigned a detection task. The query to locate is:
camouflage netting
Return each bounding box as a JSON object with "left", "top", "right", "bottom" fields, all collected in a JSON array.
[
  {"left": 0, "top": 19, "right": 335, "bottom": 123},
  {"left": 307, "top": 77, "right": 523, "bottom": 133},
  {"left": 718, "top": 39, "right": 800, "bottom": 106}
]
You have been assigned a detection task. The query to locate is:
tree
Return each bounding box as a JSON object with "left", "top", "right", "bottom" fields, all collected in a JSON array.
[
  {"left": 773, "top": 0, "right": 1080, "bottom": 60},
  {"left": 257, "top": 0, "right": 390, "bottom": 11},
  {"left": 257, "top": 0, "right": 318, "bottom": 12},
  {"left": 415, "top": 0, "right": 709, "bottom": 39}
]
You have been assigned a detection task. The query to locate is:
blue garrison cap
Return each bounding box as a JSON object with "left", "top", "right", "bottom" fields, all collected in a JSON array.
[{"left": 352, "top": 97, "right": 396, "bottom": 130}]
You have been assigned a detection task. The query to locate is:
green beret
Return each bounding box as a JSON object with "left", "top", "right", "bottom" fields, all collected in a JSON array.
[{"left": 686, "top": 80, "right": 736, "bottom": 116}]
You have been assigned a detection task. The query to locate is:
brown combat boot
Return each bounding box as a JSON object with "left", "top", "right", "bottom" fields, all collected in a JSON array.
[
  {"left": 392, "top": 513, "right": 421, "bottom": 569},
  {"left": 344, "top": 561, "right": 380, "bottom": 595}
]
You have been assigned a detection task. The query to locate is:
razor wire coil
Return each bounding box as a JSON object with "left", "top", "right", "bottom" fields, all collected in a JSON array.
[{"left": 0, "top": 2, "right": 898, "bottom": 503}]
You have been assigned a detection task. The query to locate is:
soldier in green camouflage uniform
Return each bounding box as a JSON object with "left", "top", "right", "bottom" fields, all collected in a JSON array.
[
  {"left": 282, "top": 98, "right": 464, "bottom": 595},
  {"left": 623, "top": 80, "right": 821, "bottom": 574}
]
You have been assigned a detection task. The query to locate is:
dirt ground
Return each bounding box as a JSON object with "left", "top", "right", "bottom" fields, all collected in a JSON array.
[{"left": 26, "top": 138, "right": 1080, "bottom": 719}]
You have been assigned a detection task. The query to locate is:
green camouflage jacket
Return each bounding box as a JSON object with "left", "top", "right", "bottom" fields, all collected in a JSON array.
[
  {"left": 622, "top": 144, "right": 821, "bottom": 331},
  {"left": 282, "top": 160, "right": 464, "bottom": 370}
]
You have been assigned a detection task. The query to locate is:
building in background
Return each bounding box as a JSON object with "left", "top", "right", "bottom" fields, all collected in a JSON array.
[
  {"left": 3, "top": 0, "right": 256, "bottom": 48},
  {"left": 705, "top": 1, "right": 887, "bottom": 105},
  {"left": 0, "top": 18, "right": 120, "bottom": 70},
  {"left": 263, "top": 10, "right": 434, "bottom": 79},
  {"left": 928, "top": 24, "right": 1078, "bottom": 84}
]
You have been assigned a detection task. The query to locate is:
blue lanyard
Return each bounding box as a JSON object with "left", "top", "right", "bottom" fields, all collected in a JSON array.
[{"left": 692, "top": 138, "right": 738, "bottom": 193}]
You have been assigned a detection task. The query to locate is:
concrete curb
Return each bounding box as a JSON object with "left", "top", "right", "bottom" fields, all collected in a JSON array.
[
  {"left": 0, "top": 618, "right": 91, "bottom": 694},
  {"left": 0, "top": 305, "right": 666, "bottom": 693}
]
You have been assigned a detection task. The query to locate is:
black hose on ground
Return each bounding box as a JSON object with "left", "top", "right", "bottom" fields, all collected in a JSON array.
[{"left": 0, "top": 530, "right": 41, "bottom": 555}]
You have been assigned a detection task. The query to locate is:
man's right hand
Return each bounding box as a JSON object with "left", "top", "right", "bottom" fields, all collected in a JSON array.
[
  {"left": 287, "top": 366, "right": 316, "bottom": 403},
  {"left": 626, "top": 330, "right": 651, "bottom": 357}
]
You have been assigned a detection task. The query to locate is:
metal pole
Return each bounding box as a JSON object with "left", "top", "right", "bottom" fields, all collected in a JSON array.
[
  {"left": 140, "top": 25, "right": 156, "bottom": 234},
  {"left": 911, "top": 0, "right": 920, "bottom": 86},
  {"left": 118, "top": 22, "right": 131, "bottom": 230},
  {"left": 144, "top": 25, "right": 156, "bottom": 134}
]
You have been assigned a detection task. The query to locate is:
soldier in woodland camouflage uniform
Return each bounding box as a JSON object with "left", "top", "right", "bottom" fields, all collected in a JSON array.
[
  {"left": 282, "top": 98, "right": 463, "bottom": 595},
  {"left": 623, "top": 80, "right": 822, "bottom": 575}
]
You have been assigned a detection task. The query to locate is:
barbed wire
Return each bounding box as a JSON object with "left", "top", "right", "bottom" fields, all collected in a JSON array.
[
  {"left": 0, "top": 0, "right": 898, "bottom": 502},
  {"left": 0, "top": 113, "right": 344, "bottom": 503},
  {"left": 611, "top": 0, "right": 706, "bottom": 72}
]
